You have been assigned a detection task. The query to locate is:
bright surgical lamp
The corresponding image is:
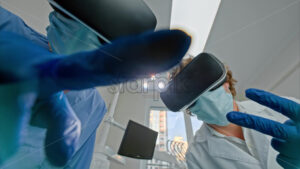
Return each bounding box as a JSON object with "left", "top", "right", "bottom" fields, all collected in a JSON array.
[
  {"left": 158, "top": 82, "right": 165, "bottom": 89},
  {"left": 151, "top": 74, "right": 156, "bottom": 80}
]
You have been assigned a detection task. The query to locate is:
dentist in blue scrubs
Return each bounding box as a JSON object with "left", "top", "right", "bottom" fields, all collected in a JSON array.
[
  {"left": 0, "top": 6, "right": 107, "bottom": 169},
  {"left": 0, "top": 2, "right": 191, "bottom": 167}
]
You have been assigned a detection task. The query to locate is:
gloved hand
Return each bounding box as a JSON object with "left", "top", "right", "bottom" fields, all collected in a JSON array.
[
  {"left": 0, "top": 31, "right": 81, "bottom": 167},
  {"left": 227, "top": 89, "right": 300, "bottom": 169},
  {"left": 0, "top": 29, "right": 191, "bottom": 166},
  {"left": 30, "top": 92, "right": 81, "bottom": 166},
  {"left": 38, "top": 29, "right": 191, "bottom": 95},
  {"left": 0, "top": 81, "right": 37, "bottom": 165}
]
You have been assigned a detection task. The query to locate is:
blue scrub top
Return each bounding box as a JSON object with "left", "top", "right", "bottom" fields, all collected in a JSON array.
[
  {"left": 0, "top": 6, "right": 49, "bottom": 49},
  {"left": 0, "top": 6, "right": 107, "bottom": 169}
]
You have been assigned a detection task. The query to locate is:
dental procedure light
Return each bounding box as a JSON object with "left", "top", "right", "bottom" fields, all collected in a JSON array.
[{"left": 158, "top": 81, "right": 165, "bottom": 89}]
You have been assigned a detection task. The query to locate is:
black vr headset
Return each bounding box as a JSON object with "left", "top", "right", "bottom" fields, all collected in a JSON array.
[
  {"left": 48, "top": 0, "right": 157, "bottom": 43},
  {"left": 160, "top": 53, "right": 227, "bottom": 112}
]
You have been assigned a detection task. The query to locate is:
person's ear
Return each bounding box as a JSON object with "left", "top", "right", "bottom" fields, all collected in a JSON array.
[{"left": 223, "top": 82, "right": 231, "bottom": 93}]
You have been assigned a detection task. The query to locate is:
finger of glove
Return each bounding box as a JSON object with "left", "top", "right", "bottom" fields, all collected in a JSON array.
[
  {"left": 276, "top": 154, "right": 300, "bottom": 169},
  {"left": 245, "top": 88, "right": 300, "bottom": 121},
  {"left": 227, "top": 111, "right": 296, "bottom": 140},
  {"left": 284, "top": 120, "right": 296, "bottom": 126},
  {"left": 48, "top": 30, "right": 191, "bottom": 90},
  {"left": 31, "top": 92, "right": 68, "bottom": 127},
  {"left": 0, "top": 31, "right": 52, "bottom": 84},
  {"left": 42, "top": 93, "right": 81, "bottom": 166},
  {"left": 272, "top": 137, "right": 300, "bottom": 159},
  {"left": 31, "top": 98, "right": 54, "bottom": 128},
  {"left": 271, "top": 138, "right": 288, "bottom": 155}
]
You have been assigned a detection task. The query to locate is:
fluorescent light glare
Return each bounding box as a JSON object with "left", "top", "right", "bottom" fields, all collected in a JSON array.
[{"left": 143, "top": 82, "right": 148, "bottom": 89}]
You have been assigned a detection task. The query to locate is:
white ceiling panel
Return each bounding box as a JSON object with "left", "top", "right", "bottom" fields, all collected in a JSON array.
[{"left": 204, "top": 0, "right": 300, "bottom": 97}]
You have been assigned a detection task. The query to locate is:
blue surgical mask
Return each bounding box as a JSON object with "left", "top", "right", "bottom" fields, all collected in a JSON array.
[
  {"left": 47, "top": 11, "right": 101, "bottom": 55},
  {"left": 189, "top": 86, "right": 233, "bottom": 126}
]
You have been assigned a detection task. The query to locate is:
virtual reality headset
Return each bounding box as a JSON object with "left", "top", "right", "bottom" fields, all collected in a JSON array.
[
  {"left": 160, "top": 53, "right": 227, "bottom": 112},
  {"left": 48, "top": 0, "right": 157, "bottom": 43}
]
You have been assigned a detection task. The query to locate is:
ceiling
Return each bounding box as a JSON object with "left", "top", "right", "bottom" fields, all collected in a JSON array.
[{"left": 204, "top": 0, "right": 300, "bottom": 98}]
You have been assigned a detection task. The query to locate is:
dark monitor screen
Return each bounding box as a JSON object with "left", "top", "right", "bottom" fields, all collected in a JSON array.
[{"left": 118, "top": 120, "right": 158, "bottom": 159}]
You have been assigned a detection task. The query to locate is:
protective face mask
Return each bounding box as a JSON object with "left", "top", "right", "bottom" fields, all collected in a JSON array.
[
  {"left": 47, "top": 11, "right": 101, "bottom": 55},
  {"left": 189, "top": 86, "right": 233, "bottom": 126}
]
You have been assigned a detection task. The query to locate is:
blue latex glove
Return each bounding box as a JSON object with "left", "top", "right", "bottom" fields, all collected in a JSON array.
[
  {"left": 227, "top": 89, "right": 300, "bottom": 169},
  {"left": 30, "top": 92, "right": 81, "bottom": 166},
  {"left": 0, "top": 81, "right": 37, "bottom": 165},
  {"left": 38, "top": 29, "right": 191, "bottom": 95},
  {"left": 0, "top": 29, "right": 191, "bottom": 166}
]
